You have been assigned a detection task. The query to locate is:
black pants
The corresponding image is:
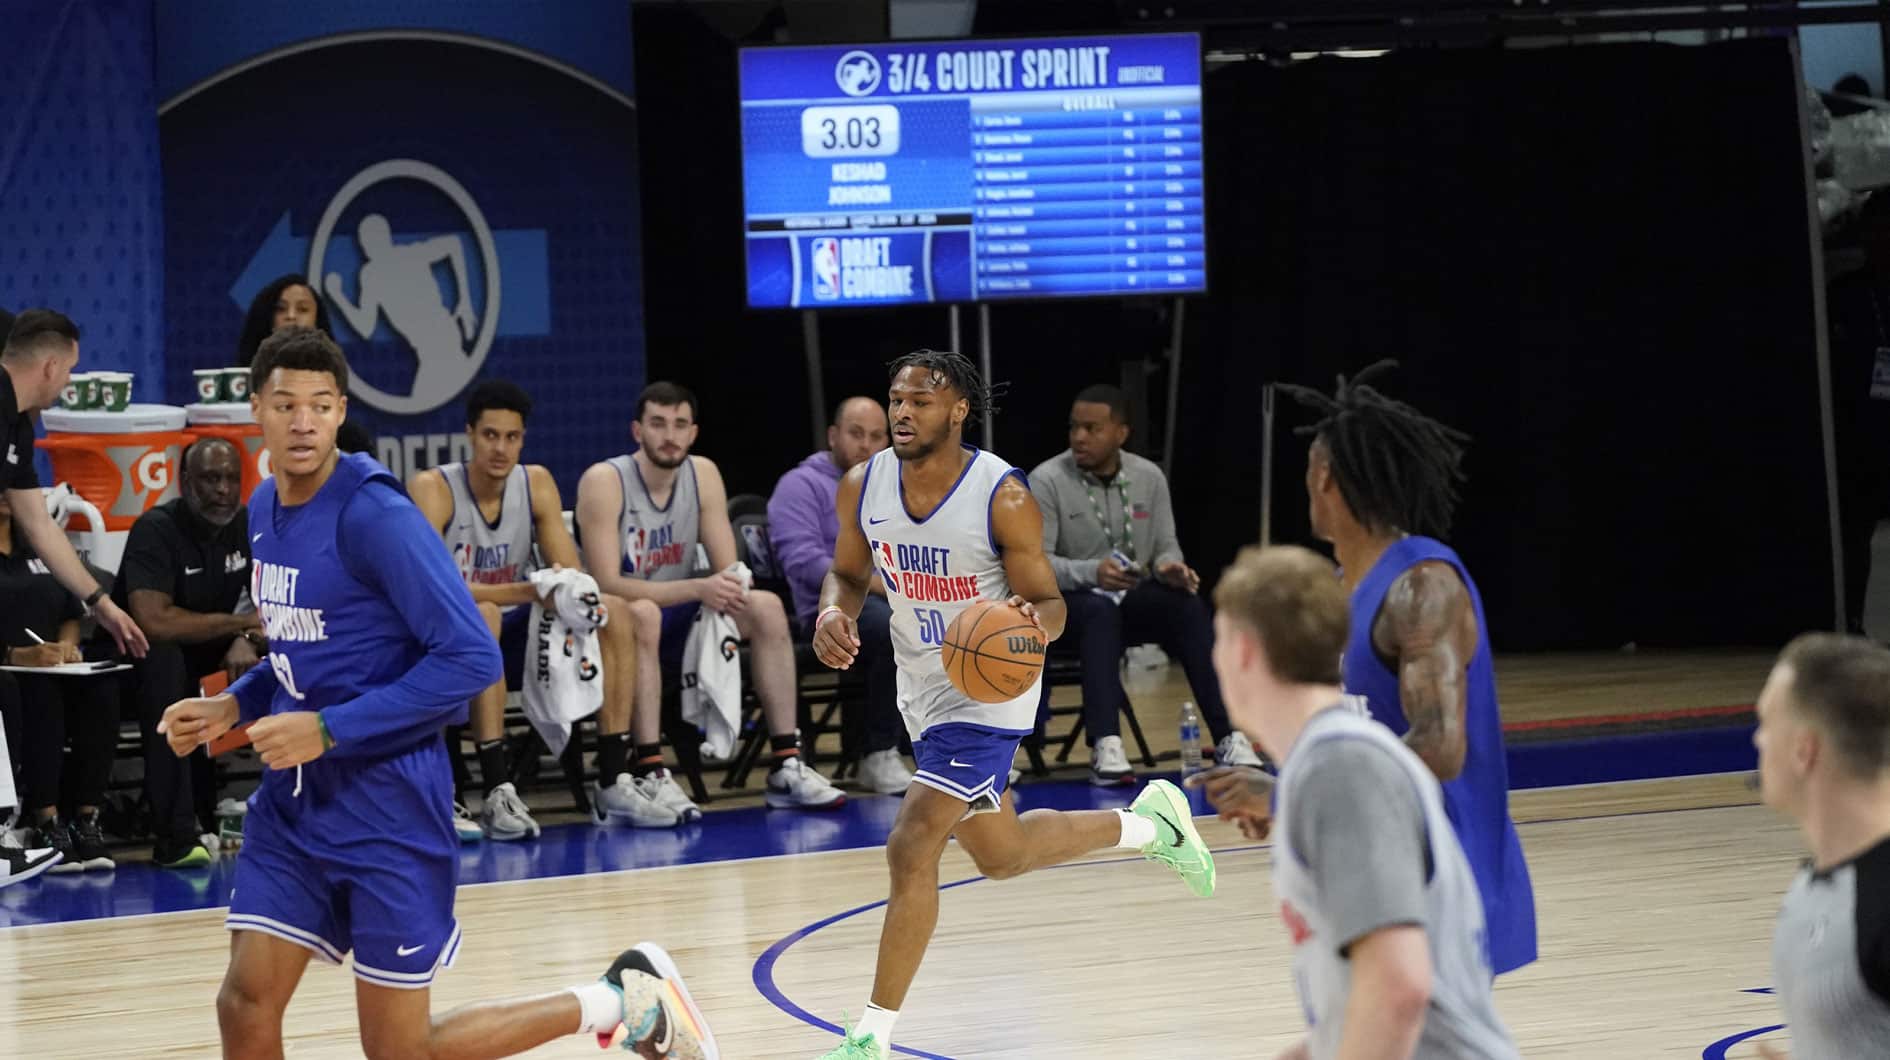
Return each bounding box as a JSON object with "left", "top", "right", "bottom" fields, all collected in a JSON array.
[
  {"left": 1041, "top": 581, "right": 1235, "bottom": 745},
  {"left": 0, "top": 670, "right": 118, "bottom": 814},
  {"left": 852, "top": 595, "right": 904, "bottom": 753},
  {"left": 135, "top": 640, "right": 231, "bottom": 843}
]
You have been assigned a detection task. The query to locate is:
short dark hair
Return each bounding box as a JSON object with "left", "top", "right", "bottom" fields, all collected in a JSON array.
[
  {"left": 251, "top": 326, "right": 349, "bottom": 395},
  {"left": 3, "top": 309, "right": 81, "bottom": 361},
  {"left": 1212, "top": 545, "right": 1349, "bottom": 685},
  {"left": 1779, "top": 632, "right": 1890, "bottom": 778},
  {"left": 181, "top": 436, "right": 241, "bottom": 474},
  {"left": 886, "top": 348, "right": 1002, "bottom": 426},
  {"left": 466, "top": 379, "right": 533, "bottom": 427},
  {"left": 1073, "top": 383, "right": 1129, "bottom": 423},
  {"left": 636, "top": 381, "right": 698, "bottom": 421}
]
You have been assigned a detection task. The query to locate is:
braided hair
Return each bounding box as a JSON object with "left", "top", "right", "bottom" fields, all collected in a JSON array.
[
  {"left": 887, "top": 348, "right": 1004, "bottom": 426},
  {"left": 1277, "top": 359, "right": 1469, "bottom": 538}
]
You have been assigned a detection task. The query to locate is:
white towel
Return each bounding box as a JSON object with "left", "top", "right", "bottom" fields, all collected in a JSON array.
[
  {"left": 520, "top": 569, "right": 607, "bottom": 756},
  {"left": 680, "top": 562, "right": 750, "bottom": 759}
]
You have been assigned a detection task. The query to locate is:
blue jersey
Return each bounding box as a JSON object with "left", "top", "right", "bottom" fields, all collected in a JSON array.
[
  {"left": 1343, "top": 536, "right": 1537, "bottom": 975},
  {"left": 226, "top": 453, "right": 501, "bottom": 840}
]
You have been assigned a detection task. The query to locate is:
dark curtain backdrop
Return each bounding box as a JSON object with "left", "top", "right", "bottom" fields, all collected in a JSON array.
[{"left": 635, "top": 9, "right": 1829, "bottom": 650}]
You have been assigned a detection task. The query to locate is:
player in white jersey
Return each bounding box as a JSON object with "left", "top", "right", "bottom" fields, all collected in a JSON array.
[
  {"left": 410, "top": 381, "right": 685, "bottom": 836},
  {"left": 1210, "top": 545, "right": 1518, "bottom": 1060},
  {"left": 807, "top": 351, "right": 1217, "bottom": 1060}
]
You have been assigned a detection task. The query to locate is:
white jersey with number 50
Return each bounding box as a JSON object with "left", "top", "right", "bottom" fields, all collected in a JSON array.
[{"left": 857, "top": 444, "right": 1043, "bottom": 739}]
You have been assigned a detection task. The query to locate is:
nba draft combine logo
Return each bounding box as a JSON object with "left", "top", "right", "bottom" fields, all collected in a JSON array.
[
  {"left": 308, "top": 160, "right": 502, "bottom": 416},
  {"left": 453, "top": 540, "right": 519, "bottom": 586},
  {"left": 622, "top": 525, "right": 687, "bottom": 577},
  {"left": 873, "top": 542, "right": 978, "bottom": 603}
]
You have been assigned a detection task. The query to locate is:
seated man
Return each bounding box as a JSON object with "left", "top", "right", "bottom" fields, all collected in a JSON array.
[
  {"left": 117, "top": 438, "right": 262, "bottom": 867},
  {"left": 577, "top": 381, "right": 844, "bottom": 810},
  {"left": 410, "top": 380, "right": 688, "bottom": 835},
  {"left": 767, "top": 396, "right": 911, "bottom": 794},
  {"left": 0, "top": 491, "right": 116, "bottom": 873},
  {"left": 1030, "top": 384, "right": 1263, "bottom": 784}
]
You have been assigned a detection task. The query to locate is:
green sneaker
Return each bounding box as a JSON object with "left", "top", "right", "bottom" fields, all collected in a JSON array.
[
  {"left": 1131, "top": 779, "right": 1216, "bottom": 897},
  {"left": 816, "top": 1022, "right": 885, "bottom": 1060}
]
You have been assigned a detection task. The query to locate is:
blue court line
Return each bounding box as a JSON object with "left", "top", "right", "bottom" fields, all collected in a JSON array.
[{"left": 1702, "top": 1024, "right": 1785, "bottom": 1059}]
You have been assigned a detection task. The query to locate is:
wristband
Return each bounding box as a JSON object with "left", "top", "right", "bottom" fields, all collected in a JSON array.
[
  {"left": 316, "top": 712, "right": 335, "bottom": 751},
  {"left": 83, "top": 587, "right": 106, "bottom": 609},
  {"left": 815, "top": 606, "right": 846, "bottom": 632}
]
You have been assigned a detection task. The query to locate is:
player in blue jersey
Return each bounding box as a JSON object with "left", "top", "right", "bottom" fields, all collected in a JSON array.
[
  {"left": 1202, "top": 360, "right": 1537, "bottom": 977},
  {"left": 157, "top": 328, "right": 717, "bottom": 1059}
]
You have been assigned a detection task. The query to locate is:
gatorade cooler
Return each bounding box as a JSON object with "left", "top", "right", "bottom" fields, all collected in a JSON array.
[
  {"left": 37, "top": 404, "right": 191, "bottom": 531},
  {"left": 184, "top": 403, "right": 267, "bottom": 502}
]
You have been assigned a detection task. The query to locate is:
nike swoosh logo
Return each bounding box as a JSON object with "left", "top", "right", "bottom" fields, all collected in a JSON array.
[
  {"left": 868, "top": 516, "right": 890, "bottom": 525},
  {"left": 1152, "top": 809, "right": 1186, "bottom": 847},
  {"left": 252, "top": 533, "right": 264, "bottom": 543},
  {"left": 396, "top": 943, "right": 424, "bottom": 956},
  {"left": 184, "top": 567, "right": 203, "bottom": 575},
  {"left": 949, "top": 757, "right": 974, "bottom": 769},
  {"left": 653, "top": 999, "right": 675, "bottom": 1054}
]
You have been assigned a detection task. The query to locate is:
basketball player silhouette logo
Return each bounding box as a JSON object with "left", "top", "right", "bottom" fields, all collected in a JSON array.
[{"left": 307, "top": 159, "right": 502, "bottom": 415}]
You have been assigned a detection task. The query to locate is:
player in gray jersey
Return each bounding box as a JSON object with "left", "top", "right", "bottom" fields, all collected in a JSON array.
[
  {"left": 1210, "top": 545, "right": 1518, "bottom": 1060},
  {"left": 1753, "top": 633, "right": 1890, "bottom": 1060},
  {"left": 411, "top": 381, "right": 684, "bottom": 838}
]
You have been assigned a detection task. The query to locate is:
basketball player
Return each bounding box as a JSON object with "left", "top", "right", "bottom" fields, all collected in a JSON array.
[
  {"left": 410, "top": 379, "right": 690, "bottom": 837},
  {"left": 808, "top": 350, "right": 1215, "bottom": 1060},
  {"left": 156, "top": 329, "right": 716, "bottom": 1059},
  {"left": 1752, "top": 633, "right": 1890, "bottom": 1059},
  {"left": 1271, "top": 361, "right": 1538, "bottom": 976},
  {"left": 1211, "top": 544, "right": 1519, "bottom": 1059},
  {"left": 576, "top": 381, "right": 843, "bottom": 809}
]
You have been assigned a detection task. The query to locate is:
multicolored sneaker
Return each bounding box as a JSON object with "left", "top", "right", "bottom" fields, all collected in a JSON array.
[
  {"left": 815, "top": 1023, "right": 886, "bottom": 1060},
  {"left": 1131, "top": 779, "right": 1216, "bottom": 897},
  {"left": 598, "top": 942, "right": 717, "bottom": 1058}
]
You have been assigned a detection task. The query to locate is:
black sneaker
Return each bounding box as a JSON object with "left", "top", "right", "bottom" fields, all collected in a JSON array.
[
  {"left": 34, "top": 817, "right": 79, "bottom": 874},
  {"left": 70, "top": 811, "right": 114, "bottom": 871},
  {"left": 0, "top": 844, "right": 60, "bottom": 888}
]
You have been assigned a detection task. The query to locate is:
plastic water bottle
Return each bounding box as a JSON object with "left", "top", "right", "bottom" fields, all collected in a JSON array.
[{"left": 1178, "top": 701, "right": 1203, "bottom": 781}]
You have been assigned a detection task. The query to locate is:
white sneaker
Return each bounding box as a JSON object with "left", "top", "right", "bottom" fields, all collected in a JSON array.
[
  {"left": 1216, "top": 731, "right": 1266, "bottom": 769},
  {"left": 452, "top": 802, "right": 484, "bottom": 844},
  {"left": 856, "top": 749, "right": 914, "bottom": 795},
  {"left": 1089, "top": 734, "right": 1134, "bottom": 786},
  {"left": 595, "top": 773, "right": 681, "bottom": 829},
  {"left": 650, "top": 769, "right": 704, "bottom": 823},
  {"left": 764, "top": 756, "right": 846, "bottom": 810},
  {"left": 480, "top": 782, "right": 541, "bottom": 841},
  {"left": 0, "top": 845, "right": 60, "bottom": 888}
]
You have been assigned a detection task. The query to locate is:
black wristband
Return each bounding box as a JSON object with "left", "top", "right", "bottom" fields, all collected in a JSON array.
[{"left": 83, "top": 588, "right": 106, "bottom": 609}]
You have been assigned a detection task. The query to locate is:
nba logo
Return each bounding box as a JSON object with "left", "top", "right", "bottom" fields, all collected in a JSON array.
[{"left": 811, "top": 238, "right": 840, "bottom": 301}]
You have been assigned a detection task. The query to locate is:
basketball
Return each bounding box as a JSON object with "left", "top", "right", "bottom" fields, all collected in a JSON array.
[{"left": 941, "top": 600, "right": 1047, "bottom": 703}]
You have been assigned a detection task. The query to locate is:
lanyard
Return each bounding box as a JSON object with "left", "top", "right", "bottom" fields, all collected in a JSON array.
[{"left": 1084, "top": 473, "right": 1135, "bottom": 561}]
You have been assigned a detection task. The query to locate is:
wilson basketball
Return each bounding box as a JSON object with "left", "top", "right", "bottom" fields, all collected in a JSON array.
[{"left": 941, "top": 600, "right": 1047, "bottom": 704}]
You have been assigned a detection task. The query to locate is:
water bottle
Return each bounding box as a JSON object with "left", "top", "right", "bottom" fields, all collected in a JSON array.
[{"left": 1178, "top": 701, "right": 1203, "bottom": 781}]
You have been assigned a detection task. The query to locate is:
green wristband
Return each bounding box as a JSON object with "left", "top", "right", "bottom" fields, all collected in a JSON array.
[{"left": 317, "top": 712, "right": 335, "bottom": 751}]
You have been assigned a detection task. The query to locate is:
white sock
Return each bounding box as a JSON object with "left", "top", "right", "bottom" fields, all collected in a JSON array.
[
  {"left": 857, "top": 1002, "right": 898, "bottom": 1050},
  {"left": 571, "top": 980, "right": 625, "bottom": 1035},
  {"left": 1116, "top": 808, "right": 1156, "bottom": 850}
]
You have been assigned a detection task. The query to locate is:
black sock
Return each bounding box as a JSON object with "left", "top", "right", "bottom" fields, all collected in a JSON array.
[
  {"left": 595, "top": 732, "right": 632, "bottom": 785},
  {"left": 630, "top": 742, "right": 665, "bottom": 779},
  {"left": 476, "top": 739, "right": 509, "bottom": 793},
  {"left": 769, "top": 732, "right": 800, "bottom": 772}
]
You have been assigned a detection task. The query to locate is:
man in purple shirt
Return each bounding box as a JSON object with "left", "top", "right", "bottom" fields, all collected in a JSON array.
[{"left": 767, "top": 397, "right": 911, "bottom": 795}]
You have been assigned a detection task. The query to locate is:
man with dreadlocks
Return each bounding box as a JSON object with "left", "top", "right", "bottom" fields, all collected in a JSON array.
[
  {"left": 1204, "top": 360, "right": 1536, "bottom": 977},
  {"left": 808, "top": 351, "right": 1216, "bottom": 1060}
]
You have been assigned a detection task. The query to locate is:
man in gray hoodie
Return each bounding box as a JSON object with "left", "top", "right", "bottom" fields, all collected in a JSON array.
[{"left": 767, "top": 397, "right": 912, "bottom": 794}]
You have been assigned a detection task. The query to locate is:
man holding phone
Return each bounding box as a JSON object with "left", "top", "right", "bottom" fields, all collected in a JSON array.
[{"left": 1030, "top": 384, "right": 1263, "bottom": 785}]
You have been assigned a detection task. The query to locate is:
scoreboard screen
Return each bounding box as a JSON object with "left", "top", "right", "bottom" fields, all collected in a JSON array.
[{"left": 738, "top": 33, "right": 1206, "bottom": 308}]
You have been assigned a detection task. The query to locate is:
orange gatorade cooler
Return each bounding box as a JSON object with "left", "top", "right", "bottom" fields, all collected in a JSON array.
[
  {"left": 185, "top": 403, "right": 267, "bottom": 502},
  {"left": 36, "top": 405, "right": 191, "bottom": 531}
]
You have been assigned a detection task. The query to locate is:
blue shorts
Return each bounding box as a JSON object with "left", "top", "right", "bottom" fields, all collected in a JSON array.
[
  {"left": 911, "top": 722, "right": 1024, "bottom": 816},
  {"left": 499, "top": 606, "right": 531, "bottom": 691},
  {"left": 658, "top": 602, "right": 701, "bottom": 672},
  {"left": 225, "top": 747, "right": 461, "bottom": 989}
]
